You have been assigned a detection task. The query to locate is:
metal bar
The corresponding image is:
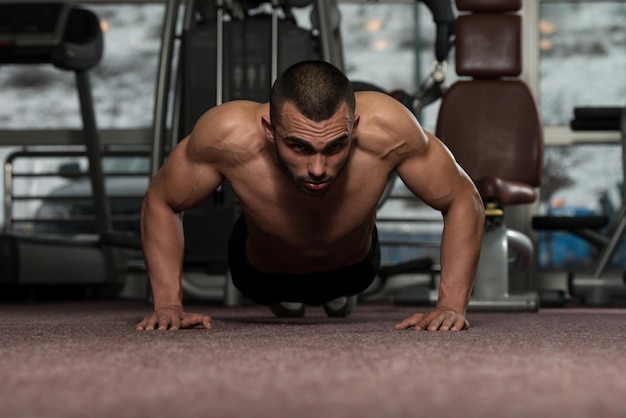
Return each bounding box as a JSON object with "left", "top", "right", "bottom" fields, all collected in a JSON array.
[
  {"left": 76, "top": 70, "right": 113, "bottom": 236},
  {"left": 13, "top": 216, "right": 140, "bottom": 223},
  {"left": 315, "top": 0, "right": 334, "bottom": 64},
  {"left": 0, "top": 128, "right": 152, "bottom": 146},
  {"left": 590, "top": 108, "right": 626, "bottom": 278},
  {"left": 5, "top": 150, "right": 150, "bottom": 161},
  {"left": 3, "top": 159, "right": 14, "bottom": 234},
  {"left": 3, "top": 149, "right": 149, "bottom": 234},
  {"left": 170, "top": 0, "right": 195, "bottom": 151},
  {"left": 150, "top": 0, "right": 179, "bottom": 176},
  {"left": 11, "top": 195, "right": 144, "bottom": 200},
  {"left": 592, "top": 212, "right": 626, "bottom": 278},
  {"left": 216, "top": 0, "right": 224, "bottom": 105},
  {"left": 11, "top": 172, "right": 150, "bottom": 178},
  {"left": 271, "top": 0, "right": 279, "bottom": 84}
]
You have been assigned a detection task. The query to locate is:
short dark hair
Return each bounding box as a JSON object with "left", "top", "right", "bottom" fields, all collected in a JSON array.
[{"left": 269, "top": 60, "right": 355, "bottom": 126}]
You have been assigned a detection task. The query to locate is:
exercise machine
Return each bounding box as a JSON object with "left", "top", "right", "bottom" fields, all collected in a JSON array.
[
  {"left": 388, "top": 0, "right": 543, "bottom": 311},
  {"left": 533, "top": 106, "right": 626, "bottom": 306},
  {"left": 0, "top": 2, "right": 135, "bottom": 298}
]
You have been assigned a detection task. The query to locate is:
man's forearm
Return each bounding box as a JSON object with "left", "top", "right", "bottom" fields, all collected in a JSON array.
[
  {"left": 437, "top": 196, "right": 484, "bottom": 314},
  {"left": 141, "top": 197, "right": 186, "bottom": 309}
]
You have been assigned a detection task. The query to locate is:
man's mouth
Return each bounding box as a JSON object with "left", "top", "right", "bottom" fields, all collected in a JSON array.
[{"left": 303, "top": 181, "right": 330, "bottom": 192}]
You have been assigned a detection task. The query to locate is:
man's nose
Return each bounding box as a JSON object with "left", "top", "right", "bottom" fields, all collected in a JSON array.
[{"left": 307, "top": 154, "right": 327, "bottom": 179}]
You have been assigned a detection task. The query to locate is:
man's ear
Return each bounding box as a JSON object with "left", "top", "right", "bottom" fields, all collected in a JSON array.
[
  {"left": 261, "top": 115, "right": 275, "bottom": 143},
  {"left": 352, "top": 113, "right": 360, "bottom": 135}
]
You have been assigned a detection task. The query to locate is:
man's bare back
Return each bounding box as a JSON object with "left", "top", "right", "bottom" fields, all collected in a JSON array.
[{"left": 137, "top": 61, "right": 484, "bottom": 331}]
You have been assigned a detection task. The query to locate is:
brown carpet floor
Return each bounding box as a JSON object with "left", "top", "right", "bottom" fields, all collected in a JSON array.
[{"left": 1, "top": 300, "right": 625, "bottom": 418}]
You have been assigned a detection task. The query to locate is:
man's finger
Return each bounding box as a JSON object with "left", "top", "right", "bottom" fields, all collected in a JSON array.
[
  {"left": 425, "top": 313, "right": 444, "bottom": 331},
  {"left": 450, "top": 317, "right": 469, "bottom": 331},
  {"left": 394, "top": 313, "right": 424, "bottom": 330},
  {"left": 180, "top": 314, "right": 212, "bottom": 330},
  {"left": 144, "top": 315, "right": 159, "bottom": 331},
  {"left": 157, "top": 313, "right": 172, "bottom": 331},
  {"left": 438, "top": 315, "right": 457, "bottom": 331},
  {"left": 169, "top": 314, "right": 181, "bottom": 331},
  {"left": 201, "top": 316, "right": 212, "bottom": 330}
]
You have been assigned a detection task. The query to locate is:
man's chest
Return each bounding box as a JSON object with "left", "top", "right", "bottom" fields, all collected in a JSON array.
[{"left": 228, "top": 149, "right": 388, "bottom": 235}]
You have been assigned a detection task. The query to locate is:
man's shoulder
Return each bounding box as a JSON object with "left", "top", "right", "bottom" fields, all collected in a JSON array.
[
  {"left": 354, "top": 92, "right": 427, "bottom": 158},
  {"left": 355, "top": 90, "right": 415, "bottom": 122},
  {"left": 189, "top": 101, "right": 268, "bottom": 156},
  {"left": 355, "top": 91, "right": 418, "bottom": 134},
  {"left": 179, "top": 101, "right": 269, "bottom": 171},
  {"left": 196, "top": 100, "right": 266, "bottom": 132}
]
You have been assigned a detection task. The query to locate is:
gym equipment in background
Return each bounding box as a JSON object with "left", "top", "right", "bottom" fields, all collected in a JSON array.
[
  {"left": 0, "top": 3, "right": 130, "bottom": 296},
  {"left": 533, "top": 106, "right": 626, "bottom": 306},
  {"left": 394, "top": 0, "right": 544, "bottom": 311},
  {"left": 388, "top": 0, "right": 455, "bottom": 116}
]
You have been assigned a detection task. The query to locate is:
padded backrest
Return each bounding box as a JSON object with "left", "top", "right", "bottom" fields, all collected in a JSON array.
[
  {"left": 436, "top": 0, "right": 543, "bottom": 200},
  {"left": 455, "top": 14, "right": 521, "bottom": 78},
  {"left": 437, "top": 80, "right": 543, "bottom": 187}
]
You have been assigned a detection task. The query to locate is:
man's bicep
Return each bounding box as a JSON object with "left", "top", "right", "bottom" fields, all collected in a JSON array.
[
  {"left": 151, "top": 137, "right": 224, "bottom": 212},
  {"left": 395, "top": 132, "right": 469, "bottom": 212}
]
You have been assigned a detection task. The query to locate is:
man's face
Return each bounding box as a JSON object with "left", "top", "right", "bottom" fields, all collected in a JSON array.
[{"left": 263, "top": 102, "right": 359, "bottom": 197}]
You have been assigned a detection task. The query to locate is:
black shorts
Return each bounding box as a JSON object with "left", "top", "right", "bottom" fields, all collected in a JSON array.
[{"left": 227, "top": 215, "right": 380, "bottom": 306}]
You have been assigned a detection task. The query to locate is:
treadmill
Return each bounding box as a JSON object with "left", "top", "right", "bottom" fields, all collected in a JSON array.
[{"left": 0, "top": 2, "right": 131, "bottom": 298}]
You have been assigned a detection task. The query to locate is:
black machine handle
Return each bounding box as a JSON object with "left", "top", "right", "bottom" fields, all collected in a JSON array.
[
  {"left": 0, "top": 3, "right": 103, "bottom": 72},
  {"left": 389, "top": 0, "right": 455, "bottom": 116},
  {"left": 570, "top": 107, "right": 624, "bottom": 132},
  {"left": 420, "top": 0, "right": 455, "bottom": 63}
]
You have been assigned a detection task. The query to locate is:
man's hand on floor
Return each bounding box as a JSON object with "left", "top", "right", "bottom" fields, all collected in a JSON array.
[
  {"left": 136, "top": 305, "right": 212, "bottom": 331},
  {"left": 395, "top": 307, "right": 469, "bottom": 331}
]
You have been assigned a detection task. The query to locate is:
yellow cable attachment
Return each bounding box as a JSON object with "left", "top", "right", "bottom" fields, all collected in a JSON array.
[{"left": 485, "top": 202, "right": 504, "bottom": 217}]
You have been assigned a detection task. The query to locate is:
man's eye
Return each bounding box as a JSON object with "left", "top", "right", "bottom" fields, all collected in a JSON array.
[{"left": 326, "top": 142, "right": 345, "bottom": 153}]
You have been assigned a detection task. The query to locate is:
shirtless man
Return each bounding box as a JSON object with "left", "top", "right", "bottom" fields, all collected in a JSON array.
[{"left": 136, "top": 60, "right": 484, "bottom": 332}]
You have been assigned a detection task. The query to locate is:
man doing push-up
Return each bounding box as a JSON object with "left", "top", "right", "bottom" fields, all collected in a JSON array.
[{"left": 136, "top": 60, "right": 484, "bottom": 332}]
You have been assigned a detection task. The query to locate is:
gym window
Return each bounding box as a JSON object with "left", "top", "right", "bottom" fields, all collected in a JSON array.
[
  {"left": 534, "top": 0, "right": 625, "bottom": 271},
  {"left": 0, "top": 3, "right": 164, "bottom": 129}
]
